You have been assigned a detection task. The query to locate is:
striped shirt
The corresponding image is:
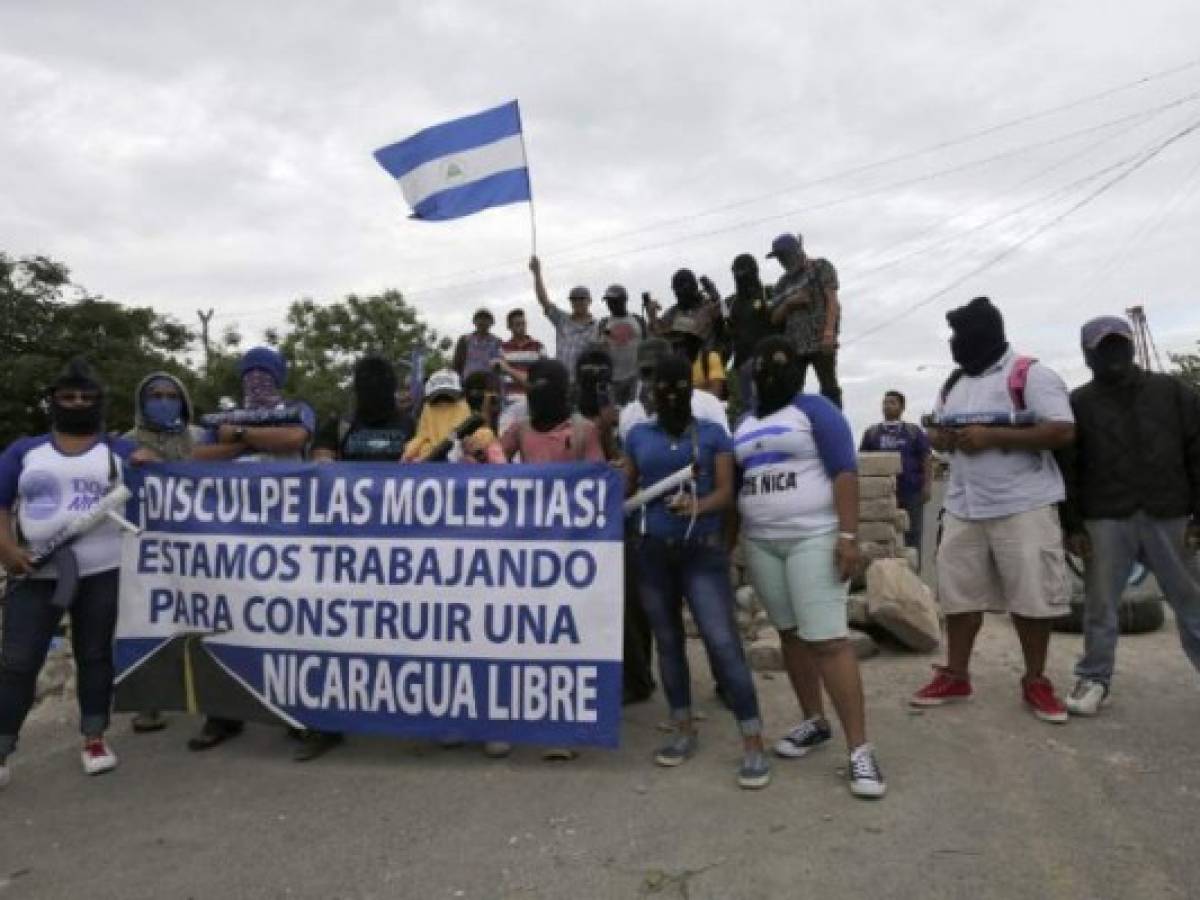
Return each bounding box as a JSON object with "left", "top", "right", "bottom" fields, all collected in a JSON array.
[
  {"left": 500, "top": 335, "right": 545, "bottom": 397},
  {"left": 734, "top": 394, "right": 857, "bottom": 539}
]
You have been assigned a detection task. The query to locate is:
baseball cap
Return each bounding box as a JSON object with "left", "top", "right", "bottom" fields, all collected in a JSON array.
[
  {"left": 424, "top": 369, "right": 462, "bottom": 400},
  {"left": 602, "top": 284, "right": 628, "bottom": 303},
  {"left": 568, "top": 286, "right": 592, "bottom": 302},
  {"left": 766, "top": 233, "right": 802, "bottom": 259},
  {"left": 1080, "top": 315, "right": 1133, "bottom": 349}
]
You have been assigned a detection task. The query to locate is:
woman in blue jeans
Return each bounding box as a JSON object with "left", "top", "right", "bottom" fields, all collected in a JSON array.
[{"left": 623, "top": 355, "right": 769, "bottom": 789}]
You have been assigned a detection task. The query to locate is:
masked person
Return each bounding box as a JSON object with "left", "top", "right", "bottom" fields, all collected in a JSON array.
[
  {"left": 125, "top": 372, "right": 205, "bottom": 734},
  {"left": 726, "top": 254, "right": 778, "bottom": 410},
  {"left": 596, "top": 285, "right": 647, "bottom": 405},
  {"left": 189, "top": 347, "right": 317, "bottom": 752},
  {"left": 622, "top": 355, "right": 770, "bottom": 789},
  {"left": 767, "top": 233, "right": 843, "bottom": 408},
  {"left": 910, "top": 297, "right": 1076, "bottom": 723},
  {"left": 649, "top": 268, "right": 722, "bottom": 349},
  {"left": 735, "top": 336, "right": 885, "bottom": 798},
  {"left": 0, "top": 359, "right": 141, "bottom": 787},
  {"left": 1062, "top": 316, "right": 1200, "bottom": 716},
  {"left": 574, "top": 343, "right": 624, "bottom": 462},
  {"left": 314, "top": 355, "right": 415, "bottom": 464},
  {"left": 403, "top": 370, "right": 502, "bottom": 464},
  {"left": 860, "top": 391, "right": 933, "bottom": 566},
  {"left": 618, "top": 339, "right": 729, "bottom": 445}
]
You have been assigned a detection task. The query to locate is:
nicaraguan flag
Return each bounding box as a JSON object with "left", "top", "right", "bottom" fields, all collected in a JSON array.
[{"left": 374, "top": 100, "right": 532, "bottom": 221}]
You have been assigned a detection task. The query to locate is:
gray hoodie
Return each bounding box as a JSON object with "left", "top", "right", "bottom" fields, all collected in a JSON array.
[{"left": 125, "top": 371, "right": 204, "bottom": 461}]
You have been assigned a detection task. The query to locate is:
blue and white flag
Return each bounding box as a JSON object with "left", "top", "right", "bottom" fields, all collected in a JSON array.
[{"left": 374, "top": 100, "right": 532, "bottom": 221}]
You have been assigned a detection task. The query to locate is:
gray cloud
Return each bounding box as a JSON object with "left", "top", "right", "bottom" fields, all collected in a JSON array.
[{"left": 2, "top": 0, "right": 1198, "bottom": 434}]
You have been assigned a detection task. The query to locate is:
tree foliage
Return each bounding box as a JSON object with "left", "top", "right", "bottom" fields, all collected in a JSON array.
[
  {"left": 0, "top": 253, "right": 192, "bottom": 447},
  {"left": 1170, "top": 344, "right": 1200, "bottom": 391}
]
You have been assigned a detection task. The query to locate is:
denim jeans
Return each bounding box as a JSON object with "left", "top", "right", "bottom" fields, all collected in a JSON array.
[
  {"left": 1075, "top": 514, "right": 1200, "bottom": 686},
  {"left": 796, "top": 351, "right": 842, "bottom": 409},
  {"left": 0, "top": 568, "right": 120, "bottom": 757},
  {"left": 900, "top": 492, "right": 926, "bottom": 569},
  {"left": 633, "top": 534, "right": 762, "bottom": 734}
]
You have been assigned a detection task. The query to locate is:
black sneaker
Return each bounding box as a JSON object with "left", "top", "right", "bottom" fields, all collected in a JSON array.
[
  {"left": 773, "top": 717, "right": 832, "bottom": 758},
  {"left": 293, "top": 730, "right": 344, "bottom": 762},
  {"left": 848, "top": 743, "right": 887, "bottom": 799}
]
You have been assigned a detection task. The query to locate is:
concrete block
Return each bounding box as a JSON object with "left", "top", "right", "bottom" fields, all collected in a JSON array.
[
  {"left": 893, "top": 510, "right": 910, "bottom": 533},
  {"left": 747, "top": 636, "right": 783, "bottom": 672},
  {"left": 858, "top": 476, "right": 897, "bottom": 499},
  {"left": 848, "top": 592, "right": 870, "bottom": 627},
  {"left": 866, "top": 558, "right": 941, "bottom": 652},
  {"left": 858, "top": 452, "right": 902, "bottom": 476},
  {"left": 859, "top": 497, "right": 899, "bottom": 521},
  {"left": 860, "top": 521, "right": 901, "bottom": 544},
  {"left": 861, "top": 540, "right": 898, "bottom": 561}
]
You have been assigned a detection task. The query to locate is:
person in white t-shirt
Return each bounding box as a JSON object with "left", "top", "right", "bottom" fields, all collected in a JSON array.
[
  {"left": 735, "top": 336, "right": 885, "bottom": 799},
  {"left": 0, "top": 359, "right": 144, "bottom": 787},
  {"left": 618, "top": 338, "right": 728, "bottom": 445}
]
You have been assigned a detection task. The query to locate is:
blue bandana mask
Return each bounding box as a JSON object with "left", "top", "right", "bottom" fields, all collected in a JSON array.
[{"left": 144, "top": 396, "right": 184, "bottom": 432}]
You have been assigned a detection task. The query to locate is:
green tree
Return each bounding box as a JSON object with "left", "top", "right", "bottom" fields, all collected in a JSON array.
[
  {"left": 0, "top": 253, "right": 192, "bottom": 447},
  {"left": 277, "top": 290, "right": 451, "bottom": 426},
  {"left": 1171, "top": 343, "right": 1200, "bottom": 391}
]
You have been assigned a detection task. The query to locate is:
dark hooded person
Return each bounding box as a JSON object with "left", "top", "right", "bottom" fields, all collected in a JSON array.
[
  {"left": 725, "top": 253, "right": 778, "bottom": 409},
  {"left": 734, "top": 336, "right": 885, "bottom": 799},
  {"left": 910, "top": 297, "right": 1076, "bottom": 724},
  {"left": 1062, "top": 316, "right": 1200, "bottom": 716},
  {"left": 124, "top": 372, "right": 204, "bottom": 734},
  {"left": 574, "top": 343, "right": 623, "bottom": 461},
  {"left": 649, "top": 268, "right": 721, "bottom": 350},
  {"left": 0, "top": 359, "right": 140, "bottom": 787},
  {"left": 314, "top": 355, "right": 415, "bottom": 463},
  {"left": 501, "top": 359, "right": 604, "bottom": 464},
  {"left": 622, "top": 355, "right": 770, "bottom": 789}
]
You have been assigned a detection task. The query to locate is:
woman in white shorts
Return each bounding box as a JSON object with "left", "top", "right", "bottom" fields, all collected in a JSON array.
[{"left": 734, "top": 336, "right": 886, "bottom": 799}]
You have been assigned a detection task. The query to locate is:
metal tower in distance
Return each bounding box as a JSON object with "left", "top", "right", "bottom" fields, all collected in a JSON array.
[{"left": 1125, "top": 305, "right": 1163, "bottom": 372}]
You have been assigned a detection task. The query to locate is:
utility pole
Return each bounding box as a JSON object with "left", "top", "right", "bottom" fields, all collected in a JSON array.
[
  {"left": 1125, "top": 305, "right": 1164, "bottom": 372},
  {"left": 197, "top": 309, "right": 214, "bottom": 375}
]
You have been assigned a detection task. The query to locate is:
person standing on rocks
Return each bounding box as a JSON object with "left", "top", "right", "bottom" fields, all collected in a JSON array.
[
  {"left": 725, "top": 253, "right": 778, "bottom": 411},
  {"left": 735, "top": 336, "right": 885, "bottom": 798},
  {"left": 529, "top": 256, "right": 597, "bottom": 382},
  {"left": 0, "top": 359, "right": 143, "bottom": 787},
  {"left": 859, "top": 391, "right": 932, "bottom": 566},
  {"left": 622, "top": 355, "right": 770, "bottom": 789},
  {"left": 910, "top": 297, "right": 1076, "bottom": 723},
  {"left": 1062, "top": 315, "right": 1200, "bottom": 716},
  {"left": 767, "top": 232, "right": 843, "bottom": 408}
]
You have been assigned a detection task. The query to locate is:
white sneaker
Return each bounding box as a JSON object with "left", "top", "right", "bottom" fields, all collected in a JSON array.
[
  {"left": 1065, "top": 679, "right": 1109, "bottom": 717},
  {"left": 0, "top": 759, "right": 10, "bottom": 789},
  {"left": 848, "top": 743, "right": 887, "bottom": 799},
  {"left": 81, "top": 737, "right": 118, "bottom": 776}
]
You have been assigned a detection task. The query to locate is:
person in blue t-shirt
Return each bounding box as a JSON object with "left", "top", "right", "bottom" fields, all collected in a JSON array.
[
  {"left": 0, "top": 359, "right": 142, "bottom": 788},
  {"left": 859, "top": 390, "right": 932, "bottom": 565},
  {"left": 622, "top": 356, "right": 769, "bottom": 790}
]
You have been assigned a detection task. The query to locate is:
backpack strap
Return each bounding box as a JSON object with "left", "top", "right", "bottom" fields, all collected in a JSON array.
[
  {"left": 1007, "top": 356, "right": 1037, "bottom": 412},
  {"left": 938, "top": 369, "right": 965, "bottom": 407}
]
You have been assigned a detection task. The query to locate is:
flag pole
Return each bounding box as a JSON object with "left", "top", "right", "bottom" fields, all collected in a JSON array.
[{"left": 515, "top": 100, "right": 538, "bottom": 256}]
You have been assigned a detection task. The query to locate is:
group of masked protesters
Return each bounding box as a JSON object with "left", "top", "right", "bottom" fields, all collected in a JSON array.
[{"left": 1, "top": 229, "right": 1197, "bottom": 800}]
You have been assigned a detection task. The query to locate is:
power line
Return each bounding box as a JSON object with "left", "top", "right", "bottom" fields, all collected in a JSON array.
[{"left": 844, "top": 115, "right": 1200, "bottom": 346}]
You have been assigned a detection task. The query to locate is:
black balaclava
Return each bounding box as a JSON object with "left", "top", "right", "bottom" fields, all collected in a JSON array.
[
  {"left": 463, "top": 371, "right": 499, "bottom": 428},
  {"left": 653, "top": 355, "right": 693, "bottom": 437},
  {"left": 604, "top": 286, "right": 629, "bottom": 318},
  {"left": 527, "top": 358, "right": 571, "bottom": 432},
  {"left": 575, "top": 344, "right": 614, "bottom": 418},
  {"left": 946, "top": 296, "right": 1009, "bottom": 376},
  {"left": 353, "top": 354, "right": 398, "bottom": 426},
  {"left": 48, "top": 357, "right": 105, "bottom": 435},
  {"left": 671, "top": 269, "right": 701, "bottom": 310},
  {"left": 1086, "top": 334, "right": 1137, "bottom": 386},
  {"left": 753, "top": 336, "right": 804, "bottom": 417},
  {"left": 732, "top": 253, "right": 762, "bottom": 296}
]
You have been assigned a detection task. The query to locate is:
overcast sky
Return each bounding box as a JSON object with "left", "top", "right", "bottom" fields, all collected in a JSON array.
[{"left": 3, "top": 1, "right": 1198, "bottom": 432}]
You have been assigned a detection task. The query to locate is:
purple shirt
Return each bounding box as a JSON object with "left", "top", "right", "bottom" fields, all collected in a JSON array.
[{"left": 859, "top": 421, "right": 929, "bottom": 500}]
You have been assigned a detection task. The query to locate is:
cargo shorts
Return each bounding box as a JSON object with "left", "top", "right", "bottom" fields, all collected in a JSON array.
[{"left": 936, "top": 504, "right": 1070, "bottom": 618}]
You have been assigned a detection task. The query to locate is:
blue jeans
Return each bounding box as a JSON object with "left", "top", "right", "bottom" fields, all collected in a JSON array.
[
  {"left": 0, "top": 569, "right": 120, "bottom": 757},
  {"left": 633, "top": 534, "right": 762, "bottom": 734},
  {"left": 900, "top": 492, "right": 926, "bottom": 568},
  {"left": 1076, "top": 514, "right": 1200, "bottom": 686}
]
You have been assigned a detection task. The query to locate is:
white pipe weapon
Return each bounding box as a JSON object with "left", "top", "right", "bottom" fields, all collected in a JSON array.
[
  {"left": 26, "top": 484, "right": 138, "bottom": 569},
  {"left": 623, "top": 465, "right": 695, "bottom": 515}
]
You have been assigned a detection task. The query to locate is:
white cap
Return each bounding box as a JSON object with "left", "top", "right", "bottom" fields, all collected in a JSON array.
[{"left": 424, "top": 369, "right": 462, "bottom": 400}]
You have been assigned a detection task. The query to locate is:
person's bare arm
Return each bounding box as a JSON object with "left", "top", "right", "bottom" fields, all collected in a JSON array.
[
  {"left": 242, "top": 425, "right": 311, "bottom": 455},
  {"left": 831, "top": 470, "right": 863, "bottom": 582},
  {"left": 820, "top": 287, "right": 840, "bottom": 351},
  {"left": 672, "top": 452, "right": 733, "bottom": 516},
  {"left": 928, "top": 425, "right": 958, "bottom": 454},
  {"left": 529, "top": 256, "right": 553, "bottom": 313},
  {"left": 191, "top": 441, "right": 248, "bottom": 461},
  {"left": 0, "top": 508, "right": 33, "bottom": 575}
]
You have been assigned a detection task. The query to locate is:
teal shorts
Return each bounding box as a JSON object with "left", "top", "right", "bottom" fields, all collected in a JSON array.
[{"left": 743, "top": 531, "right": 849, "bottom": 641}]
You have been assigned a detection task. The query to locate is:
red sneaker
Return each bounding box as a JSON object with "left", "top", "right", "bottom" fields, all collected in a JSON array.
[
  {"left": 81, "top": 737, "right": 118, "bottom": 776},
  {"left": 1022, "top": 676, "right": 1068, "bottom": 724},
  {"left": 910, "top": 665, "right": 972, "bottom": 707}
]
